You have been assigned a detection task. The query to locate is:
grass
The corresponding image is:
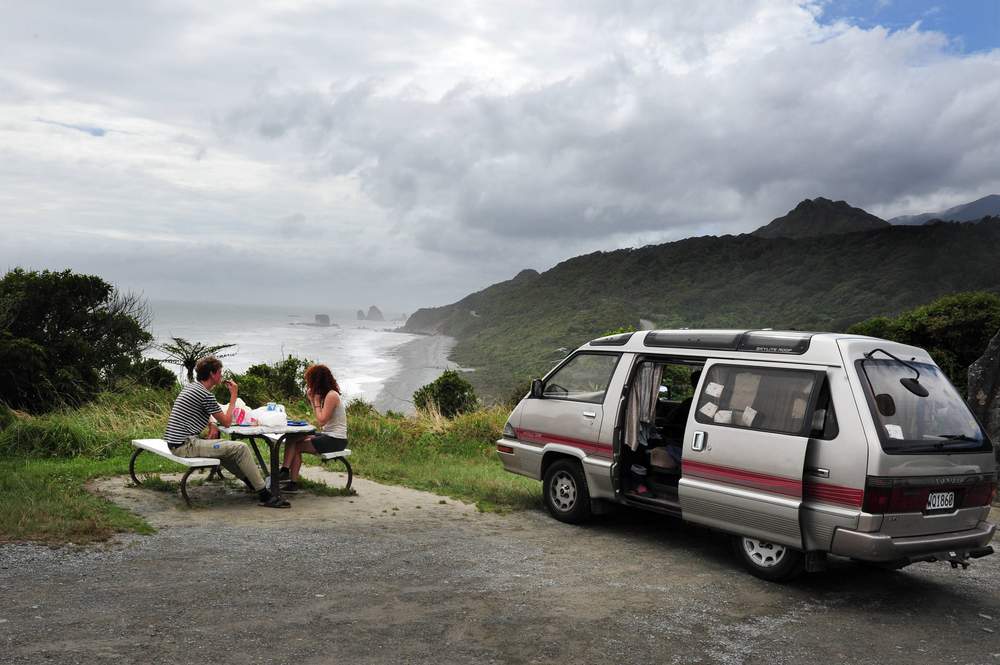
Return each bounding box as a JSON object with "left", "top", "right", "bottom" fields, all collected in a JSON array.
[
  {"left": 0, "top": 456, "right": 155, "bottom": 544},
  {"left": 0, "top": 390, "right": 543, "bottom": 544},
  {"left": 334, "top": 401, "right": 540, "bottom": 512}
]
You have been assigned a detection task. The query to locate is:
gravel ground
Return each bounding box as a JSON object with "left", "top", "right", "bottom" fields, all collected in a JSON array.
[{"left": 1, "top": 469, "right": 998, "bottom": 665}]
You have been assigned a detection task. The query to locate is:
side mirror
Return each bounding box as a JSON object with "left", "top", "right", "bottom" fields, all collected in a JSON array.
[{"left": 530, "top": 378, "right": 544, "bottom": 399}]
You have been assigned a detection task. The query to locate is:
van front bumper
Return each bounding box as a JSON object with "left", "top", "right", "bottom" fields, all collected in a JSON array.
[{"left": 830, "top": 520, "right": 996, "bottom": 564}]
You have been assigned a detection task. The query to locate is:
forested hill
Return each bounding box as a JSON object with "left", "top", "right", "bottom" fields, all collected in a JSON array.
[{"left": 404, "top": 217, "right": 1000, "bottom": 398}]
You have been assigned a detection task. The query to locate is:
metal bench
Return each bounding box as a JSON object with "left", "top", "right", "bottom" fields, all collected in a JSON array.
[
  {"left": 318, "top": 448, "right": 353, "bottom": 489},
  {"left": 129, "top": 438, "right": 223, "bottom": 507}
]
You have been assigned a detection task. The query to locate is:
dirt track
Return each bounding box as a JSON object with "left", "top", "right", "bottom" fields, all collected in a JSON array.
[{"left": 1, "top": 468, "right": 999, "bottom": 665}]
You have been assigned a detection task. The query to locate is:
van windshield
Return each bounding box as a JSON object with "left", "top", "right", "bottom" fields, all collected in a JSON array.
[{"left": 859, "top": 359, "right": 990, "bottom": 454}]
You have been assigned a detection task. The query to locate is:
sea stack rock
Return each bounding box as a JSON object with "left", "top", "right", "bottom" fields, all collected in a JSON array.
[
  {"left": 366, "top": 305, "right": 384, "bottom": 321},
  {"left": 968, "top": 328, "right": 1000, "bottom": 447},
  {"left": 356, "top": 309, "right": 366, "bottom": 320},
  {"left": 314, "top": 314, "right": 330, "bottom": 326}
]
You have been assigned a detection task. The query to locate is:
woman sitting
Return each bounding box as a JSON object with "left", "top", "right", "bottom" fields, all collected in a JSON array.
[{"left": 280, "top": 364, "right": 348, "bottom": 492}]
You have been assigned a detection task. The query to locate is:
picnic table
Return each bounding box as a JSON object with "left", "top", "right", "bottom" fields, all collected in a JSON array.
[{"left": 218, "top": 423, "right": 315, "bottom": 506}]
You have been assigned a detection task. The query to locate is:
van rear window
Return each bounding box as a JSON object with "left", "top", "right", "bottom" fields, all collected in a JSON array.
[
  {"left": 694, "top": 365, "right": 820, "bottom": 435},
  {"left": 858, "top": 359, "right": 990, "bottom": 454}
]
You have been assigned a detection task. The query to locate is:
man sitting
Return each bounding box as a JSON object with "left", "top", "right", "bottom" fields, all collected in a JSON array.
[{"left": 164, "top": 356, "right": 288, "bottom": 508}]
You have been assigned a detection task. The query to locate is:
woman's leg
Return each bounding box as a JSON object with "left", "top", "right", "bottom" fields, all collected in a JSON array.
[
  {"left": 282, "top": 437, "right": 299, "bottom": 469},
  {"left": 289, "top": 435, "right": 318, "bottom": 481}
]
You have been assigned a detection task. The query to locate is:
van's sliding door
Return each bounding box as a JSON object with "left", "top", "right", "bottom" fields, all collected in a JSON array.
[{"left": 678, "top": 361, "right": 826, "bottom": 548}]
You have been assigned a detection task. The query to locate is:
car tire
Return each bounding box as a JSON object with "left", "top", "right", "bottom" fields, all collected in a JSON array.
[
  {"left": 543, "top": 459, "right": 592, "bottom": 524},
  {"left": 734, "top": 535, "right": 804, "bottom": 582}
]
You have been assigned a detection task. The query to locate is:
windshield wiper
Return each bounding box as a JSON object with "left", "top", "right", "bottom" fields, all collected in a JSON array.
[{"left": 933, "top": 434, "right": 979, "bottom": 442}]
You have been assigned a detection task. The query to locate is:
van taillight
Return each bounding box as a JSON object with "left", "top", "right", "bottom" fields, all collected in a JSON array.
[
  {"left": 862, "top": 479, "right": 927, "bottom": 513},
  {"left": 962, "top": 481, "right": 996, "bottom": 507},
  {"left": 863, "top": 476, "right": 997, "bottom": 513}
]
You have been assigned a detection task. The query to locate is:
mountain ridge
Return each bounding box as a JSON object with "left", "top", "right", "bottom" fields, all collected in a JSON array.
[
  {"left": 404, "top": 199, "right": 1000, "bottom": 398},
  {"left": 889, "top": 194, "right": 1000, "bottom": 226}
]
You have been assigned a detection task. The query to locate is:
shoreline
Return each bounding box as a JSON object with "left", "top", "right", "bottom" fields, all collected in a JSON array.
[{"left": 373, "top": 334, "right": 458, "bottom": 414}]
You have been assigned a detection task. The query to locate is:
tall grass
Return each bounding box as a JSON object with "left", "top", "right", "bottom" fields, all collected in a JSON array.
[
  {"left": 341, "top": 401, "right": 539, "bottom": 511},
  {"left": 0, "top": 388, "right": 174, "bottom": 458}
]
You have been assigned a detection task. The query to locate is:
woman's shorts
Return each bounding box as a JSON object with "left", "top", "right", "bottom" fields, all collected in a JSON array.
[{"left": 312, "top": 434, "right": 348, "bottom": 453}]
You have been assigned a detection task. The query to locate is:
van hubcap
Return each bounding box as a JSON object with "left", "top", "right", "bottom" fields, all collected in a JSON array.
[
  {"left": 550, "top": 471, "right": 577, "bottom": 512},
  {"left": 742, "top": 537, "right": 786, "bottom": 568}
]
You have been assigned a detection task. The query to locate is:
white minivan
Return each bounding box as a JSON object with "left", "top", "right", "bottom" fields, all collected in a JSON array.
[{"left": 497, "top": 329, "right": 997, "bottom": 581}]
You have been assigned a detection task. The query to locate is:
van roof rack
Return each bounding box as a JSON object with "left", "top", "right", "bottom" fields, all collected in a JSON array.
[{"left": 643, "top": 330, "right": 815, "bottom": 354}]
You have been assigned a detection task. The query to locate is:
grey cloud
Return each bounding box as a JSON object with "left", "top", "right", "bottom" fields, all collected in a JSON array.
[
  {"left": 4, "top": 1, "right": 1000, "bottom": 312},
  {"left": 220, "top": 32, "right": 1000, "bottom": 246}
]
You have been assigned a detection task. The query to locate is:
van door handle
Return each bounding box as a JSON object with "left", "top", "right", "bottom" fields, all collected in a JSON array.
[
  {"left": 692, "top": 431, "right": 707, "bottom": 451},
  {"left": 807, "top": 467, "right": 830, "bottom": 478},
  {"left": 582, "top": 411, "right": 597, "bottom": 419}
]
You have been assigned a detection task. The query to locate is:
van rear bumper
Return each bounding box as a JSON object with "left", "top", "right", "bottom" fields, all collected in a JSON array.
[{"left": 830, "top": 521, "right": 996, "bottom": 563}]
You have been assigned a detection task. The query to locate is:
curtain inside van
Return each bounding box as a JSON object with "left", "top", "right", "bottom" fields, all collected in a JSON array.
[{"left": 625, "top": 363, "right": 664, "bottom": 451}]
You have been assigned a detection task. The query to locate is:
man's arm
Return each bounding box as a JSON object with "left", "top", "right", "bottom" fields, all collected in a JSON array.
[{"left": 214, "top": 380, "right": 239, "bottom": 427}]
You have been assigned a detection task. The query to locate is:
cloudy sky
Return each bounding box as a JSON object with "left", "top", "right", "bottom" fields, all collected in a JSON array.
[{"left": 2, "top": 1, "right": 999, "bottom": 313}]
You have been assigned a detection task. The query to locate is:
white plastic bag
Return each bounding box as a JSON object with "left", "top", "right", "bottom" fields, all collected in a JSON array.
[
  {"left": 250, "top": 404, "right": 286, "bottom": 428},
  {"left": 211, "top": 398, "right": 248, "bottom": 425}
]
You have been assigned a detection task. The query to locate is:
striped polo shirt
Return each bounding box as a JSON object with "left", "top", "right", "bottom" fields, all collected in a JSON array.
[{"left": 164, "top": 382, "right": 222, "bottom": 448}]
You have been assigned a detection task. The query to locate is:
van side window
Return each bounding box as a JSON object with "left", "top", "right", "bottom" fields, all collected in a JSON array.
[
  {"left": 694, "top": 365, "right": 821, "bottom": 435},
  {"left": 810, "top": 379, "right": 839, "bottom": 440},
  {"left": 543, "top": 353, "right": 620, "bottom": 404}
]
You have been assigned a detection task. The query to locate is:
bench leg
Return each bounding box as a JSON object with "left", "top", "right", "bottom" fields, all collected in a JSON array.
[
  {"left": 129, "top": 448, "right": 143, "bottom": 486},
  {"left": 180, "top": 467, "right": 197, "bottom": 507},
  {"left": 322, "top": 457, "right": 353, "bottom": 490}
]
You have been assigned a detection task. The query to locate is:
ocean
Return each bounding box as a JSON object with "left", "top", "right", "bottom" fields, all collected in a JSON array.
[{"left": 147, "top": 300, "right": 422, "bottom": 408}]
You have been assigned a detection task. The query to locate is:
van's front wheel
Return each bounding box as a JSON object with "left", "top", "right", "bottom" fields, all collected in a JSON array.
[
  {"left": 735, "top": 536, "right": 804, "bottom": 582},
  {"left": 543, "top": 459, "right": 592, "bottom": 524}
]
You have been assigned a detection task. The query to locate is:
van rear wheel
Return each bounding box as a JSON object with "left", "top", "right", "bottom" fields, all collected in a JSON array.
[
  {"left": 543, "top": 459, "right": 592, "bottom": 524},
  {"left": 734, "top": 536, "right": 804, "bottom": 582}
]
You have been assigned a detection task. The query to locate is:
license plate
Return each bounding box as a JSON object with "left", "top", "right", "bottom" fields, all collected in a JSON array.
[{"left": 926, "top": 491, "right": 955, "bottom": 511}]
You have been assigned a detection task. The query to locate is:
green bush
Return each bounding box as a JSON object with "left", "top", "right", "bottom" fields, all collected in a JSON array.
[
  {"left": 217, "top": 355, "right": 311, "bottom": 407},
  {"left": 0, "top": 268, "right": 152, "bottom": 412},
  {"left": 126, "top": 359, "right": 177, "bottom": 390},
  {"left": 413, "top": 370, "right": 478, "bottom": 418},
  {"left": 848, "top": 291, "right": 1000, "bottom": 392}
]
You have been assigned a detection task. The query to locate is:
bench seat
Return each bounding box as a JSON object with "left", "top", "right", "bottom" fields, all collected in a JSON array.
[
  {"left": 319, "top": 448, "right": 351, "bottom": 460},
  {"left": 131, "top": 438, "right": 221, "bottom": 467},
  {"left": 129, "top": 438, "right": 222, "bottom": 507}
]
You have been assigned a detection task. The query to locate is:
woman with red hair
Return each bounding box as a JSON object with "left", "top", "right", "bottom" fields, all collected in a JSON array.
[{"left": 279, "top": 364, "right": 348, "bottom": 492}]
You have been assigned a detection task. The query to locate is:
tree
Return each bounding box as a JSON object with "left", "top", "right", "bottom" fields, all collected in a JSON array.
[
  {"left": 0, "top": 268, "right": 153, "bottom": 411},
  {"left": 848, "top": 291, "right": 1000, "bottom": 393},
  {"left": 158, "top": 337, "right": 237, "bottom": 382},
  {"left": 413, "top": 370, "right": 478, "bottom": 417}
]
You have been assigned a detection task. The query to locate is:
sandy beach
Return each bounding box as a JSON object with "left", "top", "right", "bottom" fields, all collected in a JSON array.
[{"left": 373, "top": 334, "right": 457, "bottom": 414}]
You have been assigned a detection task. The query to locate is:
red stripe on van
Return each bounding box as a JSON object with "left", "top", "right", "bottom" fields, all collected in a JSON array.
[
  {"left": 682, "top": 459, "right": 802, "bottom": 498},
  {"left": 514, "top": 428, "right": 612, "bottom": 456},
  {"left": 803, "top": 482, "right": 864, "bottom": 508}
]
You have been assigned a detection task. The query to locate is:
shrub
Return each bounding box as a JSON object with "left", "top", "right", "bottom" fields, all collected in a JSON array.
[
  {"left": 848, "top": 291, "right": 1000, "bottom": 392},
  {"left": 346, "top": 398, "right": 376, "bottom": 417},
  {"left": 217, "top": 355, "right": 311, "bottom": 407},
  {"left": 127, "top": 359, "right": 177, "bottom": 390},
  {"left": 0, "top": 268, "right": 152, "bottom": 412},
  {"left": 413, "top": 370, "right": 478, "bottom": 418}
]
